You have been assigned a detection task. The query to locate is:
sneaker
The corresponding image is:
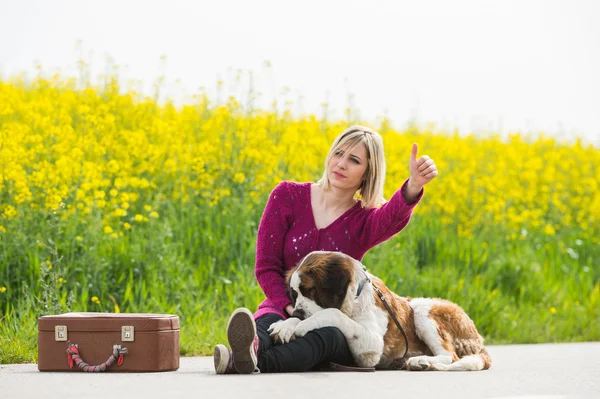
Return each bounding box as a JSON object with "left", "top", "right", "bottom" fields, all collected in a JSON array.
[
  {"left": 226, "top": 307, "right": 260, "bottom": 374},
  {"left": 213, "top": 344, "right": 236, "bottom": 374}
]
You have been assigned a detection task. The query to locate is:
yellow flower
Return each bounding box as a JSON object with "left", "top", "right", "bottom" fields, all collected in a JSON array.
[
  {"left": 550, "top": 307, "right": 557, "bottom": 314},
  {"left": 123, "top": 222, "right": 131, "bottom": 230},
  {"left": 104, "top": 225, "right": 113, "bottom": 234},
  {"left": 134, "top": 214, "right": 143, "bottom": 222},
  {"left": 144, "top": 205, "right": 152, "bottom": 212},
  {"left": 233, "top": 172, "right": 245, "bottom": 184},
  {"left": 109, "top": 189, "right": 118, "bottom": 197},
  {"left": 543, "top": 224, "right": 556, "bottom": 236},
  {"left": 107, "top": 160, "right": 120, "bottom": 173},
  {"left": 57, "top": 277, "right": 67, "bottom": 284},
  {"left": 1, "top": 205, "right": 18, "bottom": 219},
  {"left": 150, "top": 211, "right": 159, "bottom": 218},
  {"left": 91, "top": 296, "right": 100, "bottom": 304},
  {"left": 0, "top": 286, "right": 6, "bottom": 293},
  {"left": 0, "top": 225, "right": 6, "bottom": 233}
]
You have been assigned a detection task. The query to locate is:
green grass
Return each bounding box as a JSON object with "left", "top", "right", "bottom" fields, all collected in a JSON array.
[
  {"left": 0, "top": 310, "right": 38, "bottom": 364},
  {"left": 1, "top": 195, "right": 598, "bottom": 363}
]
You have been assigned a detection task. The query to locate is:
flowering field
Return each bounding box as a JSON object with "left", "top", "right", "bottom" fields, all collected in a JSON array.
[{"left": 0, "top": 75, "right": 599, "bottom": 363}]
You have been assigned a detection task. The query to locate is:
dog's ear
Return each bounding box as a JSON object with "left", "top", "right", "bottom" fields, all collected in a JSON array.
[
  {"left": 284, "top": 267, "right": 296, "bottom": 288},
  {"left": 323, "top": 260, "right": 352, "bottom": 309}
]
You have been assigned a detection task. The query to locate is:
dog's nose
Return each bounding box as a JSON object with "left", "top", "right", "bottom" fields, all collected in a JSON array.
[{"left": 291, "top": 309, "right": 305, "bottom": 320}]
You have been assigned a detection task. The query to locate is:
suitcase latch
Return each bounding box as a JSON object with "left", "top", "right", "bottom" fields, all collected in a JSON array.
[
  {"left": 55, "top": 325, "right": 68, "bottom": 341},
  {"left": 121, "top": 325, "right": 135, "bottom": 342}
]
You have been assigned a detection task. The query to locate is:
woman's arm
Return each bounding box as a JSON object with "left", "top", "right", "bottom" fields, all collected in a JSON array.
[
  {"left": 357, "top": 177, "right": 423, "bottom": 249},
  {"left": 358, "top": 143, "right": 438, "bottom": 249},
  {"left": 254, "top": 182, "right": 293, "bottom": 315}
]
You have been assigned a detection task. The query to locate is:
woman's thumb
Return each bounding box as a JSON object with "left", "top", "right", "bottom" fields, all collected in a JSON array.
[{"left": 411, "top": 143, "right": 418, "bottom": 161}]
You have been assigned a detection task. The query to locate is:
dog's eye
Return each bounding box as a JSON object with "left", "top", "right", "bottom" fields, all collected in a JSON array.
[
  {"left": 290, "top": 289, "right": 298, "bottom": 304},
  {"left": 300, "top": 286, "right": 314, "bottom": 297}
]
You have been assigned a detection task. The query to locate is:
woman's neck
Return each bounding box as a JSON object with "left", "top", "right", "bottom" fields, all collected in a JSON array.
[{"left": 319, "top": 184, "right": 357, "bottom": 212}]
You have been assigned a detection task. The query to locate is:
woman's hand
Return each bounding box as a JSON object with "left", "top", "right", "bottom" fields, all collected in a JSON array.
[
  {"left": 404, "top": 143, "right": 438, "bottom": 203},
  {"left": 409, "top": 143, "right": 438, "bottom": 187},
  {"left": 285, "top": 304, "right": 294, "bottom": 316}
]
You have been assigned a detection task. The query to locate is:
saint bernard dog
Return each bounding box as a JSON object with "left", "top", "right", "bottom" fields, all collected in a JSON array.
[{"left": 268, "top": 251, "right": 491, "bottom": 371}]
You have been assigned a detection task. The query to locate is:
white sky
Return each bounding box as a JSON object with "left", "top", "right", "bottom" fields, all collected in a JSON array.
[{"left": 1, "top": 0, "right": 599, "bottom": 145}]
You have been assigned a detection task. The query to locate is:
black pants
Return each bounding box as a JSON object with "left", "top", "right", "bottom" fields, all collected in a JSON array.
[{"left": 255, "top": 313, "right": 354, "bottom": 373}]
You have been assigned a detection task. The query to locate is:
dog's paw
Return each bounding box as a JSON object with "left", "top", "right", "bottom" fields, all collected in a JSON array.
[
  {"left": 268, "top": 318, "right": 300, "bottom": 344},
  {"left": 406, "top": 356, "right": 433, "bottom": 371},
  {"left": 294, "top": 320, "right": 314, "bottom": 338}
]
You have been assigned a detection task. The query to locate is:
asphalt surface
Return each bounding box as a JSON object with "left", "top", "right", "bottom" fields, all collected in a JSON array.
[{"left": 1, "top": 342, "right": 599, "bottom": 398}]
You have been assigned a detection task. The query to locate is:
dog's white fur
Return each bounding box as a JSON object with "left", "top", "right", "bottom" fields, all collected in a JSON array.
[{"left": 268, "top": 251, "right": 491, "bottom": 371}]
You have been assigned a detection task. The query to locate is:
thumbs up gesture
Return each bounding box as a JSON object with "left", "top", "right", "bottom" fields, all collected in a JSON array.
[{"left": 409, "top": 143, "right": 438, "bottom": 188}]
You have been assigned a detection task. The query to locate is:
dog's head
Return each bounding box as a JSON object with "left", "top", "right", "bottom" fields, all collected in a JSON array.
[{"left": 285, "top": 251, "right": 360, "bottom": 320}]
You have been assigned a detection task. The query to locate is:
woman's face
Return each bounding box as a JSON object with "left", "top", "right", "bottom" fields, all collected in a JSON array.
[{"left": 327, "top": 143, "right": 368, "bottom": 191}]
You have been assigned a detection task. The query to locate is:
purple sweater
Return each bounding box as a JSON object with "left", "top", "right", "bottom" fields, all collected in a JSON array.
[{"left": 253, "top": 178, "right": 424, "bottom": 320}]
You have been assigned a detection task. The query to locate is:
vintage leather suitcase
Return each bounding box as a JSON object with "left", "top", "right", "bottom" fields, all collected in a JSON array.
[{"left": 38, "top": 312, "right": 180, "bottom": 372}]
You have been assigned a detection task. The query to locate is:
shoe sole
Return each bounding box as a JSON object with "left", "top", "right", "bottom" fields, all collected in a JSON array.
[
  {"left": 213, "top": 344, "right": 229, "bottom": 374},
  {"left": 227, "top": 308, "right": 257, "bottom": 374}
]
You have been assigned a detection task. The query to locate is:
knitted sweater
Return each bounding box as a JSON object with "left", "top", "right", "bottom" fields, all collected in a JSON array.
[{"left": 253, "top": 178, "right": 424, "bottom": 320}]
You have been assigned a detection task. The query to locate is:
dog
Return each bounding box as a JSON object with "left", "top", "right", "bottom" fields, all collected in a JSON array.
[{"left": 268, "top": 251, "right": 491, "bottom": 371}]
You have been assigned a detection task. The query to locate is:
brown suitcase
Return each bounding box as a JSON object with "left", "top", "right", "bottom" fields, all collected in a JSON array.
[{"left": 38, "top": 312, "right": 180, "bottom": 372}]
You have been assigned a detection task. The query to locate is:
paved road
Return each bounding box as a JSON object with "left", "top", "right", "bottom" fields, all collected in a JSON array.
[{"left": 1, "top": 342, "right": 599, "bottom": 398}]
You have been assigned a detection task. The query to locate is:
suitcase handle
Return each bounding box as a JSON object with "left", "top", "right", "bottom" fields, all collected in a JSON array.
[{"left": 66, "top": 341, "right": 128, "bottom": 372}]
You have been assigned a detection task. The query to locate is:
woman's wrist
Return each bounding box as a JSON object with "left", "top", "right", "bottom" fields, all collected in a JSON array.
[{"left": 403, "top": 178, "right": 423, "bottom": 204}]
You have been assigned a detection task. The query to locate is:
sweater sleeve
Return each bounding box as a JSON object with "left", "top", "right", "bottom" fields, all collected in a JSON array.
[
  {"left": 254, "top": 182, "right": 293, "bottom": 314},
  {"left": 358, "top": 178, "right": 424, "bottom": 249}
]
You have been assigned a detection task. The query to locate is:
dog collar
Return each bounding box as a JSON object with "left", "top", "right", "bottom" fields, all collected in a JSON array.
[{"left": 356, "top": 271, "right": 371, "bottom": 298}]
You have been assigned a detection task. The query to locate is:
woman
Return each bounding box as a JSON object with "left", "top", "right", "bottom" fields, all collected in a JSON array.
[{"left": 214, "top": 125, "right": 438, "bottom": 374}]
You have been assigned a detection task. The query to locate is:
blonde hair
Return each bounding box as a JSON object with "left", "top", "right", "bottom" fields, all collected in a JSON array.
[{"left": 317, "top": 125, "right": 386, "bottom": 209}]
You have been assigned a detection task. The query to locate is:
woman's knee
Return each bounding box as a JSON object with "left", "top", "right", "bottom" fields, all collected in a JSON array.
[{"left": 310, "top": 326, "right": 354, "bottom": 365}]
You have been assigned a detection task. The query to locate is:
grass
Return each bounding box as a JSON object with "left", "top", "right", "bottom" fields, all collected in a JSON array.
[{"left": 1, "top": 201, "right": 597, "bottom": 363}]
